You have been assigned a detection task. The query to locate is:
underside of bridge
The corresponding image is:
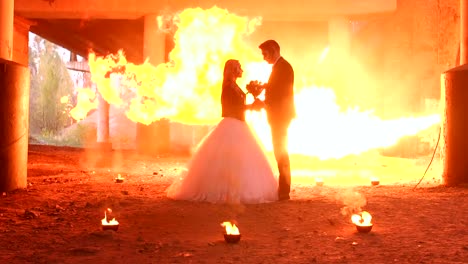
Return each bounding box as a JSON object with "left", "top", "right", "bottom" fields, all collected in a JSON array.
[
  {"left": 2, "top": 0, "right": 466, "bottom": 190},
  {"left": 16, "top": 0, "right": 397, "bottom": 158},
  {"left": 29, "top": 18, "right": 146, "bottom": 63},
  {"left": 15, "top": 0, "right": 398, "bottom": 63}
]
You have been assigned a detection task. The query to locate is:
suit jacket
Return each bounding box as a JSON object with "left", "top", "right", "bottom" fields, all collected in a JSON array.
[
  {"left": 221, "top": 80, "right": 246, "bottom": 121},
  {"left": 265, "top": 57, "right": 296, "bottom": 125}
]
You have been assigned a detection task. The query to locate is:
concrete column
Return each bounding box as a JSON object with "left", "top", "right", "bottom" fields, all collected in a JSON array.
[
  {"left": 461, "top": 0, "right": 468, "bottom": 64},
  {"left": 97, "top": 92, "right": 110, "bottom": 144},
  {"left": 0, "top": 0, "right": 14, "bottom": 60},
  {"left": 441, "top": 65, "right": 468, "bottom": 186},
  {"left": 440, "top": 0, "right": 468, "bottom": 186},
  {"left": 95, "top": 82, "right": 113, "bottom": 152},
  {"left": 94, "top": 86, "right": 112, "bottom": 167},
  {"left": 136, "top": 14, "right": 170, "bottom": 155},
  {"left": 0, "top": 59, "right": 29, "bottom": 192},
  {"left": 95, "top": 63, "right": 123, "bottom": 152}
]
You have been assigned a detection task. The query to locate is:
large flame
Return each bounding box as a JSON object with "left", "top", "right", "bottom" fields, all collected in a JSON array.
[
  {"left": 70, "top": 6, "right": 440, "bottom": 162},
  {"left": 71, "top": 6, "right": 266, "bottom": 125},
  {"left": 247, "top": 87, "right": 440, "bottom": 159}
]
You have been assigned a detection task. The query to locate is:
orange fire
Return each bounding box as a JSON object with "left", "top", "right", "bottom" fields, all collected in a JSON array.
[
  {"left": 70, "top": 6, "right": 440, "bottom": 164},
  {"left": 221, "top": 221, "right": 240, "bottom": 235},
  {"left": 247, "top": 88, "right": 440, "bottom": 159},
  {"left": 351, "top": 211, "right": 372, "bottom": 227},
  {"left": 69, "top": 87, "right": 98, "bottom": 121},
  {"left": 101, "top": 208, "right": 119, "bottom": 226}
]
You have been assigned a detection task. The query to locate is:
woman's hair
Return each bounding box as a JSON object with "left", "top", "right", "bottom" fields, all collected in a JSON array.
[{"left": 223, "top": 59, "right": 240, "bottom": 80}]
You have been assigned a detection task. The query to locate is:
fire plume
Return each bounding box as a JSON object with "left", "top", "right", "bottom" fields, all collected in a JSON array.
[
  {"left": 70, "top": 6, "right": 441, "bottom": 161},
  {"left": 247, "top": 87, "right": 440, "bottom": 159},
  {"left": 72, "top": 6, "right": 265, "bottom": 125}
]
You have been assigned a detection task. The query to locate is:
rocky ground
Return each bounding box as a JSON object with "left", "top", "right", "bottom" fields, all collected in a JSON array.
[{"left": 0, "top": 144, "right": 466, "bottom": 264}]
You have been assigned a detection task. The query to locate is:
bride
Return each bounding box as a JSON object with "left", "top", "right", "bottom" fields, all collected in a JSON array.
[{"left": 166, "top": 59, "right": 278, "bottom": 204}]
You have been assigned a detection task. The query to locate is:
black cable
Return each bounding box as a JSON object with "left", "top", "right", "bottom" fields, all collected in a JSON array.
[
  {"left": 413, "top": 125, "right": 441, "bottom": 190},
  {"left": 0, "top": 131, "right": 27, "bottom": 150}
]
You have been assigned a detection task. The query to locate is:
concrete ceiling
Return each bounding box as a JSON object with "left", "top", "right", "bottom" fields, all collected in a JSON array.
[
  {"left": 16, "top": 0, "right": 396, "bottom": 21},
  {"left": 15, "top": 0, "right": 397, "bottom": 63},
  {"left": 28, "top": 18, "right": 145, "bottom": 63}
]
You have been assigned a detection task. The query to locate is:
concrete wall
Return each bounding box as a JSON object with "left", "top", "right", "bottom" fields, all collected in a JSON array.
[
  {"left": 351, "top": 0, "right": 459, "bottom": 118},
  {"left": 237, "top": 1, "right": 460, "bottom": 120}
]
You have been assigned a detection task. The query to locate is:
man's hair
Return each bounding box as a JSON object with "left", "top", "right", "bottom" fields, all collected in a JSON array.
[{"left": 259, "top": 40, "right": 280, "bottom": 53}]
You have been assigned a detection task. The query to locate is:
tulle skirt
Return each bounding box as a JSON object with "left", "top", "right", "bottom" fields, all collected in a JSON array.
[{"left": 166, "top": 117, "right": 278, "bottom": 204}]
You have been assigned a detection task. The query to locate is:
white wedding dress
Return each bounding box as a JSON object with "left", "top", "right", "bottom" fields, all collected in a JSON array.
[{"left": 166, "top": 117, "right": 278, "bottom": 204}]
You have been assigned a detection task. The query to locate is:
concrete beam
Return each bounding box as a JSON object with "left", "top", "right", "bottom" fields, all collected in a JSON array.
[
  {"left": 66, "top": 61, "right": 89, "bottom": 72},
  {"left": 16, "top": 0, "right": 397, "bottom": 21},
  {"left": 30, "top": 18, "right": 144, "bottom": 63},
  {"left": 13, "top": 16, "right": 33, "bottom": 66}
]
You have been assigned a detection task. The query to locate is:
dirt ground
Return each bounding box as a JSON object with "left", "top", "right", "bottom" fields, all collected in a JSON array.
[{"left": 0, "top": 144, "right": 467, "bottom": 264}]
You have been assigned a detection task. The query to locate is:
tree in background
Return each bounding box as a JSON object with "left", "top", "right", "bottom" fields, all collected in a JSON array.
[
  {"left": 29, "top": 35, "right": 74, "bottom": 136},
  {"left": 28, "top": 37, "right": 40, "bottom": 135}
]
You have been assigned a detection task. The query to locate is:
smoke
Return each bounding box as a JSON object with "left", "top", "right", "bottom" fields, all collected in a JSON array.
[{"left": 336, "top": 189, "right": 367, "bottom": 216}]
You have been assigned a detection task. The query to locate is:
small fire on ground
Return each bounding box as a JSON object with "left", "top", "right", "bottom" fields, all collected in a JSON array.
[
  {"left": 221, "top": 221, "right": 240, "bottom": 235},
  {"left": 102, "top": 208, "right": 119, "bottom": 226},
  {"left": 352, "top": 211, "right": 372, "bottom": 227}
]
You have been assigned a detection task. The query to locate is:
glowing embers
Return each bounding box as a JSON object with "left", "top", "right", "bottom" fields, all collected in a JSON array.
[
  {"left": 221, "top": 221, "right": 241, "bottom": 243},
  {"left": 101, "top": 208, "right": 119, "bottom": 231},
  {"left": 351, "top": 211, "right": 373, "bottom": 233}
]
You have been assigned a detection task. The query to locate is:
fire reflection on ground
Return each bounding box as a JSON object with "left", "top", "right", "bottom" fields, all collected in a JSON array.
[{"left": 286, "top": 150, "right": 442, "bottom": 187}]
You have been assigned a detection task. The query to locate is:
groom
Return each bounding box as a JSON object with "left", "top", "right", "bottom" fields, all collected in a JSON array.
[{"left": 255, "top": 40, "right": 296, "bottom": 201}]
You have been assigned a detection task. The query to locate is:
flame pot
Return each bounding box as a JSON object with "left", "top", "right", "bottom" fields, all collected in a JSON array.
[
  {"left": 355, "top": 224, "right": 373, "bottom": 233},
  {"left": 224, "top": 233, "right": 241, "bottom": 243}
]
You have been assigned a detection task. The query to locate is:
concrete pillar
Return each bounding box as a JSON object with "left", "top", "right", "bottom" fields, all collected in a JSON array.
[
  {"left": 461, "top": 0, "right": 468, "bottom": 64},
  {"left": 0, "top": 59, "right": 29, "bottom": 192},
  {"left": 439, "top": 0, "right": 468, "bottom": 186},
  {"left": 95, "top": 60, "right": 125, "bottom": 152},
  {"left": 136, "top": 14, "right": 170, "bottom": 155},
  {"left": 93, "top": 85, "right": 112, "bottom": 167},
  {"left": 96, "top": 91, "right": 111, "bottom": 150},
  {"left": 0, "top": 0, "right": 14, "bottom": 60},
  {"left": 440, "top": 65, "right": 468, "bottom": 186}
]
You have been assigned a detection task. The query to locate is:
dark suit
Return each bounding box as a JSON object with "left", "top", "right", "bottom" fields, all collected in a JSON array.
[{"left": 264, "top": 57, "right": 295, "bottom": 199}]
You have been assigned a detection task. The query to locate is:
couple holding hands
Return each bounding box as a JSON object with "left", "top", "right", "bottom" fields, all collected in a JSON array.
[{"left": 167, "top": 40, "right": 296, "bottom": 204}]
